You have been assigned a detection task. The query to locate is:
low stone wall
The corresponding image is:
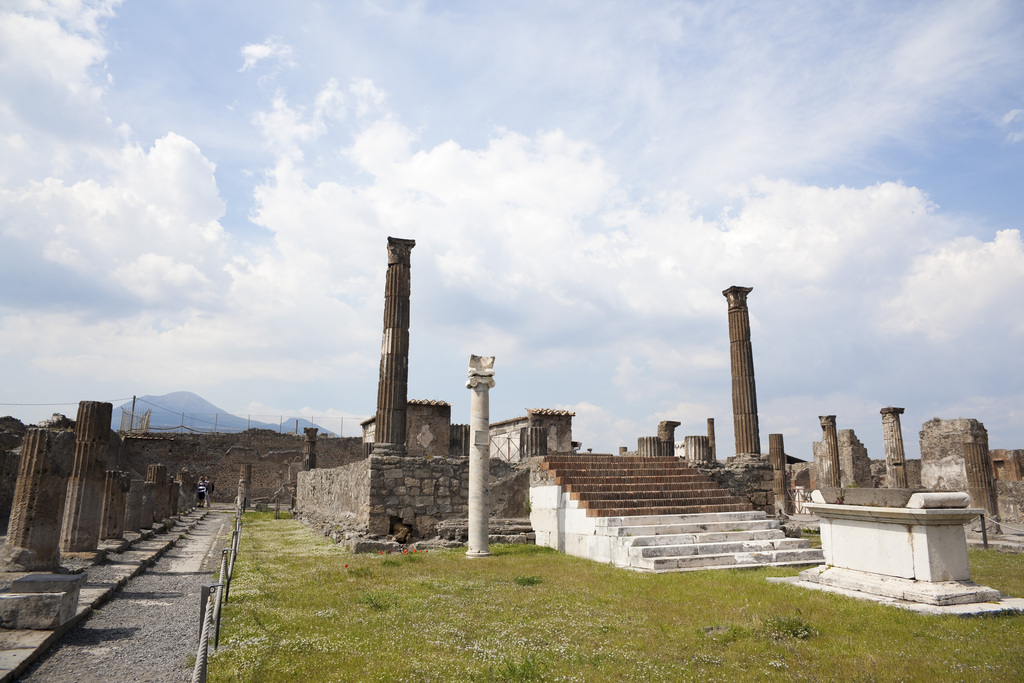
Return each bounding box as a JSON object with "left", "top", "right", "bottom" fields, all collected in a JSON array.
[{"left": 296, "top": 456, "right": 530, "bottom": 543}]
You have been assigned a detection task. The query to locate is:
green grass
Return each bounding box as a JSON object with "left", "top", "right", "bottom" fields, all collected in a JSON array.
[{"left": 209, "top": 512, "right": 1024, "bottom": 682}]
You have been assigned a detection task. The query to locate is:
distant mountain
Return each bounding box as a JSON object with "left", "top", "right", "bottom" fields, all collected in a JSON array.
[{"left": 112, "top": 391, "right": 338, "bottom": 436}]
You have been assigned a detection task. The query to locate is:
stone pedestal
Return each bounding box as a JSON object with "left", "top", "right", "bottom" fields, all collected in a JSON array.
[
  {"left": 801, "top": 493, "right": 998, "bottom": 605},
  {"left": 881, "top": 407, "right": 908, "bottom": 488},
  {"left": 466, "top": 355, "right": 495, "bottom": 559},
  {"left": 303, "top": 427, "right": 318, "bottom": 470},
  {"left": 60, "top": 401, "right": 112, "bottom": 553},
  {"left": 817, "top": 415, "right": 840, "bottom": 488},
  {"left": 99, "top": 470, "right": 131, "bottom": 540},
  {"left": 372, "top": 237, "right": 416, "bottom": 454},
  {"left": 1, "top": 429, "right": 75, "bottom": 572},
  {"left": 768, "top": 433, "right": 789, "bottom": 516},
  {"left": 723, "top": 286, "right": 760, "bottom": 457}
]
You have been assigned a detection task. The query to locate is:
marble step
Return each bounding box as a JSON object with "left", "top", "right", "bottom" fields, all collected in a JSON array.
[
  {"left": 627, "top": 528, "right": 787, "bottom": 547},
  {"left": 629, "top": 536, "right": 809, "bottom": 559},
  {"left": 634, "top": 547, "right": 824, "bottom": 572}
]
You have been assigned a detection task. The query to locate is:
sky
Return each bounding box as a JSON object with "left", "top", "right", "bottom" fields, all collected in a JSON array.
[{"left": 1, "top": 1, "right": 1023, "bottom": 459}]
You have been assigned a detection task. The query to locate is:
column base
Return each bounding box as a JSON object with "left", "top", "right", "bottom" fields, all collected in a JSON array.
[{"left": 465, "top": 550, "right": 492, "bottom": 559}]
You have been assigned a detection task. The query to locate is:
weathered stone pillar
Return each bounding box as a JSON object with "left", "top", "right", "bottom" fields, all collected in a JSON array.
[
  {"left": 818, "top": 416, "right": 840, "bottom": 488},
  {"left": 881, "top": 407, "right": 908, "bottom": 489},
  {"left": 466, "top": 355, "right": 495, "bottom": 559},
  {"left": 238, "top": 464, "right": 252, "bottom": 509},
  {"left": 684, "top": 435, "right": 711, "bottom": 464},
  {"left": 707, "top": 418, "right": 716, "bottom": 460},
  {"left": 303, "top": 427, "right": 319, "bottom": 470},
  {"left": 147, "top": 464, "right": 170, "bottom": 522},
  {"left": 637, "top": 436, "right": 661, "bottom": 458},
  {"left": 99, "top": 471, "right": 131, "bottom": 540},
  {"left": 723, "top": 286, "right": 761, "bottom": 456},
  {"left": 373, "top": 236, "right": 416, "bottom": 454},
  {"left": 768, "top": 433, "right": 789, "bottom": 516},
  {"left": 964, "top": 442, "right": 998, "bottom": 522},
  {"left": 657, "top": 421, "right": 681, "bottom": 458},
  {"left": 60, "top": 401, "right": 112, "bottom": 553},
  {"left": 169, "top": 481, "right": 180, "bottom": 516},
  {"left": 1, "top": 429, "right": 74, "bottom": 571},
  {"left": 141, "top": 481, "right": 156, "bottom": 529},
  {"left": 520, "top": 426, "right": 548, "bottom": 458},
  {"left": 123, "top": 479, "right": 144, "bottom": 533},
  {"left": 176, "top": 467, "right": 193, "bottom": 510}
]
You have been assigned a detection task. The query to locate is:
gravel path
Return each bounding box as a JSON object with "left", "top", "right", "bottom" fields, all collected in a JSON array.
[{"left": 17, "top": 512, "right": 232, "bottom": 683}]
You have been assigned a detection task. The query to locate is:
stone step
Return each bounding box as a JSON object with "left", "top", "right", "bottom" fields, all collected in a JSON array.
[
  {"left": 634, "top": 547, "right": 824, "bottom": 572},
  {"left": 570, "top": 488, "right": 741, "bottom": 502},
  {"left": 630, "top": 537, "right": 809, "bottom": 559},
  {"left": 585, "top": 503, "right": 751, "bottom": 517},
  {"left": 601, "top": 518, "right": 779, "bottom": 537},
  {"left": 541, "top": 456, "right": 681, "bottom": 467},
  {"left": 581, "top": 495, "right": 745, "bottom": 510},
  {"left": 564, "top": 481, "right": 717, "bottom": 494},
  {"left": 554, "top": 472, "right": 705, "bottom": 483},
  {"left": 627, "top": 529, "right": 787, "bottom": 547},
  {"left": 595, "top": 511, "right": 769, "bottom": 527}
]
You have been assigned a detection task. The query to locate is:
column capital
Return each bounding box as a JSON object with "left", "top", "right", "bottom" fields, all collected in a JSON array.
[
  {"left": 819, "top": 415, "right": 837, "bottom": 428},
  {"left": 466, "top": 354, "right": 496, "bottom": 389},
  {"left": 722, "top": 285, "right": 753, "bottom": 310},
  {"left": 387, "top": 236, "right": 416, "bottom": 265},
  {"left": 880, "top": 406, "right": 905, "bottom": 416}
]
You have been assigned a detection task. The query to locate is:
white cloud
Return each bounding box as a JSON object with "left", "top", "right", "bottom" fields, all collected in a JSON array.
[
  {"left": 239, "top": 37, "right": 294, "bottom": 72},
  {"left": 1002, "top": 108, "right": 1024, "bottom": 143},
  {"left": 885, "top": 229, "right": 1024, "bottom": 339}
]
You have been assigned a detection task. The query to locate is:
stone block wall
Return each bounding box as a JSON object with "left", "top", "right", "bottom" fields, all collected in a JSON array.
[
  {"left": 920, "top": 418, "right": 988, "bottom": 491},
  {"left": 120, "top": 431, "right": 364, "bottom": 504},
  {"left": 697, "top": 455, "right": 774, "bottom": 515},
  {"left": 295, "top": 458, "right": 371, "bottom": 530}
]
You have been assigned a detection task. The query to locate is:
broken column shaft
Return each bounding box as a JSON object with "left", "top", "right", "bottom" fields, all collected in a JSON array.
[
  {"left": 723, "top": 286, "right": 761, "bottom": 456},
  {"left": 303, "top": 427, "right": 318, "bottom": 470},
  {"left": 880, "top": 407, "right": 908, "bottom": 489},
  {"left": 60, "top": 401, "right": 112, "bottom": 553},
  {"left": 768, "top": 433, "right": 789, "bottom": 516},
  {"left": 818, "top": 415, "right": 841, "bottom": 488}
]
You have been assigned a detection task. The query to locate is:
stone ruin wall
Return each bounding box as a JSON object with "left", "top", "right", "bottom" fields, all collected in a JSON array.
[
  {"left": 119, "top": 430, "right": 364, "bottom": 504},
  {"left": 295, "top": 455, "right": 529, "bottom": 542},
  {"left": 696, "top": 457, "right": 775, "bottom": 515},
  {"left": 813, "top": 428, "right": 872, "bottom": 488},
  {"left": 996, "top": 481, "right": 1024, "bottom": 523},
  {"left": 919, "top": 418, "right": 988, "bottom": 491}
]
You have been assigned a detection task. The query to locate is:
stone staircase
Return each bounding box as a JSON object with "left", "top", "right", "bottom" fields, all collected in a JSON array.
[{"left": 530, "top": 455, "right": 823, "bottom": 572}]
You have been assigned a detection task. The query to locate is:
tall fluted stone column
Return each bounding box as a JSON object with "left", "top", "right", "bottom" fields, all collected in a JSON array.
[
  {"left": 818, "top": 416, "right": 840, "bottom": 488},
  {"left": 1, "top": 429, "right": 74, "bottom": 571},
  {"left": 373, "top": 237, "right": 416, "bottom": 454},
  {"left": 238, "top": 464, "right": 252, "bottom": 509},
  {"left": 637, "top": 436, "right": 661, "bottom": 458},
  {"left": 723, "top": 286, "right": 761, "bottom": 457},
  {"left": 768, "top": 433, "right": 789, "bottom": 516},
  {"left": 964, "top": 442, "right": 998, "bottom": 522},
  {"left": 100, "top": 471, "right": 131, "bottom": 540},
  {"left": 60, "top": 401, "right": 113, "bottom": 553},
  {"left": 684, "top": 435, "right": 711, "bottom": 464},
  {"left": 707, "top": 418, "right": 716, "bottom": 460},
  {"left": 466, "top": 355, "right": 495, "bottom": 559},
  {"left": 880, "top": 407, "right": 908, "bottom": 489},
  {"left": 658, "top": 421, "right": 681, "bottom": 458},
  {"left": 303, "top": 427, "right": 318, "bottom": 470}
]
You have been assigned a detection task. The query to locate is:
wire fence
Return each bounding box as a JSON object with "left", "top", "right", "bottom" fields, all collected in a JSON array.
[{"left": 116, "top": 406, "right": 371, "bottom": 438}]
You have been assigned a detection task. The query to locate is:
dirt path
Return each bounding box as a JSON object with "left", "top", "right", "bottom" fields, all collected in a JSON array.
[{"left": 18, "top": 511, "right": 232, "bottom": 683}]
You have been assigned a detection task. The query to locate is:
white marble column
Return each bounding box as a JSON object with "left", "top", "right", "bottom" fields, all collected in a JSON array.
[{"left": 466, "top": 355, "right": 495, "bottom": 559}]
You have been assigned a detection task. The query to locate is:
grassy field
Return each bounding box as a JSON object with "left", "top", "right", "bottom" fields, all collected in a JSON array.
[{"left": 208, "top": 512, "right": 1024, "bottom": 682}]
